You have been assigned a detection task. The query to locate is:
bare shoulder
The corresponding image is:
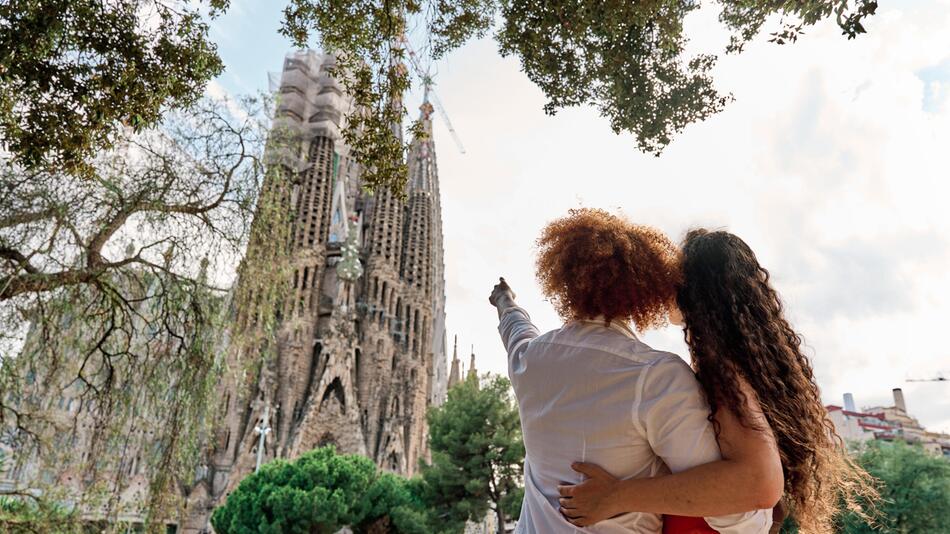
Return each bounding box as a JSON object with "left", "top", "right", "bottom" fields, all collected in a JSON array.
[
  {"left": 734, "top": 375, "right": 771, "bottom": 427},
  {"left": 714, "top": 374, "right": 778, "bottom": 457}
]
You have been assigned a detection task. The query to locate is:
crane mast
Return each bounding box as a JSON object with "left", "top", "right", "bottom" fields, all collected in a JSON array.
[{"left": 399, "top": 36, "right": 467, "bottom": 154}]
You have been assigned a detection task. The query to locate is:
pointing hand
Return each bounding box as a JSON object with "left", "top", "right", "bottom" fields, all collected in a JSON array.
[{"left": 489, "top": 277, "right": 516, "bottom": 309}]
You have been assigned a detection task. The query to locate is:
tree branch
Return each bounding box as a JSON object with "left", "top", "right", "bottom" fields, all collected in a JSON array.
[
  {"left": 0, "top": 247, "right": 40, "bottom": 274},
  {"left": 0, "top": 207, "right": 58, "bottom": 229}
]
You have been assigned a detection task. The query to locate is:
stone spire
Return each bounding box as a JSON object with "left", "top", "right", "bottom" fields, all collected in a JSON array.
[
  {"left": 365, "top": 45, "right": 410, "bottom": 273},
  {"left": 447, "top": 335, "right": 461, "bottom": 389},
  {"left": 467, "top": 345, "right": 477, "bottom": 380},
  {"left": 401, "top": 96, "right": 437, "bottom": 291}
]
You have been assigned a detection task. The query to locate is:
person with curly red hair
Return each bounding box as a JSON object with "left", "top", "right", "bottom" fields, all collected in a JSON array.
[
  {"left": 555, "top": 230, "right": 878, "bottom": 534},
  {"left": 490, "top": 209, "right": 772, "bottom": 534}
]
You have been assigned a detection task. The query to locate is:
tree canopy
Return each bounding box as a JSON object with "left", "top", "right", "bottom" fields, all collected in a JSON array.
[
  {"left": 0, "top": 0, "right": 230, "bottom": 177},
  {"left": 837, "top": 440, "right": 950, "bottom": 534},
  {"left": 2, "top": 0, "right": 878, "bottom": 192},
  {"left": 282, "top": 0, "right": 879, "bottom": 192},
  {"left": 210, "top": 446, "right": 429, "bottom": 534},
  {"left": 0, "top": 94, "right": 286, "bottom": 528},
  {"left": 780, "top": 440, "right": 950, "bottom": 534},
  {"left": 211, "top": 376, "right": 526, "bottom": 534},
  {"left": 422, "top": 374, "right": 524, "bottom": 533}
]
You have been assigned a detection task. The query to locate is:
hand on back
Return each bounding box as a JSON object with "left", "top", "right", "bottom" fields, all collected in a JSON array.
[{"left": 558, "top": 462, "right": 623, "bottom": 527}]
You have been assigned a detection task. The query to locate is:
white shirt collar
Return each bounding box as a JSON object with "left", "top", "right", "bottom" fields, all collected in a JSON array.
[{"left": 575, "top": 315, "right": 638, "bottom": 339}]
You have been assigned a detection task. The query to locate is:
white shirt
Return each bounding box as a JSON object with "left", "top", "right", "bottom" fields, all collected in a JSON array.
[{"left": 499, "top": 306, "right": 772, "bottom": 534}]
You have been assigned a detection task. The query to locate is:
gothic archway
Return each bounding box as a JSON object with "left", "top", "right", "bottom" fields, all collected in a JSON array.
[{"left": 319, "top": 377, "right": 346, "bottom": 414}]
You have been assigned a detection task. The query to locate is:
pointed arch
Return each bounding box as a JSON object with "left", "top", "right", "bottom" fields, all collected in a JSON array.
[{"left": 320, "top": 377, "right": 346, "bottom": 414}]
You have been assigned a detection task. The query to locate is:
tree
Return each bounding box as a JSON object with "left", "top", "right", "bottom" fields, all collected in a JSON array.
[
  {"left": 0, "top": 94, "right": 286, "bottom": 527},
  {"left": 422, "top": 374, "right": 525, "bottom": 534},
  {"left": 4, "top": 0, "right": 878, "bottom": 194},
  {"left": 836, "top": 440, "right": 950, "bottom": 534},
  {"left": 0, "top": 496, "right": 84, "bottom": 534},
  {"left": 281, "top": 0, "right": 879, "bottom": 192},
  {"left": 0, "top": 0, "right": 229, "bottom": 177},
  {"left": 210, "top": 446, "right": 429, "bottom": 534}
]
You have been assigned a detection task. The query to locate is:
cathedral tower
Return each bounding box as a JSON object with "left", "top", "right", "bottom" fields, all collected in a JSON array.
[{"left": 186, "top": 51, "right": 449, "bottom": 532}]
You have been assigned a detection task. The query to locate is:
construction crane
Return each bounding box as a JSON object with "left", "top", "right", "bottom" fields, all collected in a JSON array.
[
  {"left": 398, "top": 36, "right": 467, "bottom": 154},
  {"left": 906, "top": 376, "right": 948, "bottom": 382}
]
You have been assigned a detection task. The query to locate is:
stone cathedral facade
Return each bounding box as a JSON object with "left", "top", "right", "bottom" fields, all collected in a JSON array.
[{"left": 182, "top": 50, "right": 449, "bottom": 532}]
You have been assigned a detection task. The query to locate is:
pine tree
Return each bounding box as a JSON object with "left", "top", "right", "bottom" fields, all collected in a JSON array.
[{"left": 423, "top": 374, "right": 525, "bottom": 534}]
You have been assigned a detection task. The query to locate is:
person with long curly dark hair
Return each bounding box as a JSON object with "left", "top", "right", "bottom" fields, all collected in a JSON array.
[
  {"left": 490, "top": 210, "right": 772, "bottom": 533},
  {"left": 557, "top": 229, "right": 878, "bottom": 533}
]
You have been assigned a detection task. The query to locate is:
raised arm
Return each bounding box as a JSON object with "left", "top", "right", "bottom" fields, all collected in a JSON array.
[
  {"left": 558, "top": 359, "right": 780, "bottom": 527},
  {"left": 490, "top": 277, "right": 540, "bottom": 370}
]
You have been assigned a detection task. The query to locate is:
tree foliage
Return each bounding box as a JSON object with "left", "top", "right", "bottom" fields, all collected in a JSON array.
[
  {"left": 0, "top": 0, "right": 229, "bottom": 177},
  {"left": 780, "top": 441, "right": 950, "bottom": 534},
  {"left": 0, "top": 496, "right": 84, "bottom": 533},
  {"left": 2, "top": 0, "right": 878, "bottom": 193},
  {"left": 212, "top": 377, "right": 526, "bottom": 534},
  {"left": 0, "top": 94, "right": 284, "bottom": 528},
  {"left": 281, "top": 0, "right": 878, "bottom": 191},
  {"left": 835, "top": 440, "right": 950, "bottom": 534},
  {"left": 422, "top": 374, "right": 524, "bottom": 533},
  {"left": 210, "top": 446, "right": 429, "bottom": 534}
]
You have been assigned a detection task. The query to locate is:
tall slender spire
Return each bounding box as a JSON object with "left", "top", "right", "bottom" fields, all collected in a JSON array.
[
  {"left": 400, "top": 97, "right": 439, "bottom": 291},
  {"left": 467, "top": 345, "right": 477, "bottom": 380},
  {"left": 448, "top": 335, "right": 461, "bottom": 388}
]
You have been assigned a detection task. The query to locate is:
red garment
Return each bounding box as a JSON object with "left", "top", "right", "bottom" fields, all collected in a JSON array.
[{"left": 663, "top": 515, "right": 717, "bottom": 534}]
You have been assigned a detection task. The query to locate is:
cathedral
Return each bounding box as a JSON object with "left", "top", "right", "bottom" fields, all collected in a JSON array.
[{"left": 182, "top": 50, "right": 450, "bottom": 532}]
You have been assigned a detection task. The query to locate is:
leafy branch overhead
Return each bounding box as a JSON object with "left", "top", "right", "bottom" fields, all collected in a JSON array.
[
  {"left": 2, "top": 0, "right": 875, "bottom": 194},
  {"left": 0, "top": 0, "right": 230, "bottom": 177},
  {"left": 280, "top": 0, "right": 877, "bottom": 191}
]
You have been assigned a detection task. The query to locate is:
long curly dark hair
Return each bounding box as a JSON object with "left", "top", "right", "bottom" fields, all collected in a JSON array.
[{"left": 677, "top": 229, "right": 877, "bottom": 533}]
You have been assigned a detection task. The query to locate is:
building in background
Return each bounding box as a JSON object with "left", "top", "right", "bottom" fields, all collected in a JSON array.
[
  {"left": 1, "top": 49, "right": 453, "bottom": 533},
  {"left": 180, "top": 50, "right": 450, "bottom": 532},
  {"left": 827, "top": 388, "right": 950, "bottom": 458},
  {"left": 1, "top": 50, "right": 452, "bottom": 532}
]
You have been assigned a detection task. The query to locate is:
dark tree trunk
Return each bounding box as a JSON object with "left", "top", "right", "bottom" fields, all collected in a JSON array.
[{"left": 366, "top": 515, "right": 392, "bottom": 534}]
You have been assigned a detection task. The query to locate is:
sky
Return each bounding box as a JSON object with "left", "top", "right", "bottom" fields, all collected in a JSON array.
[{"left": 208, "top": 0, "right": 950, "bottom": 433}]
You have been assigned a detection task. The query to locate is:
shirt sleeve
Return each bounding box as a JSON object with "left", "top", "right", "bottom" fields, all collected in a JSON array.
[
  {"left": 497, "top": 306, "right": 540, "bottom": 378},
  {"left": 639, "top": 355, "right": 772, "bottom": 534}
]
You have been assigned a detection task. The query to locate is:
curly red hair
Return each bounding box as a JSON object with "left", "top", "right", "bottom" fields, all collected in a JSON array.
[{"left": 535, "top": 208, "right": 680, "bottom": 330}]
